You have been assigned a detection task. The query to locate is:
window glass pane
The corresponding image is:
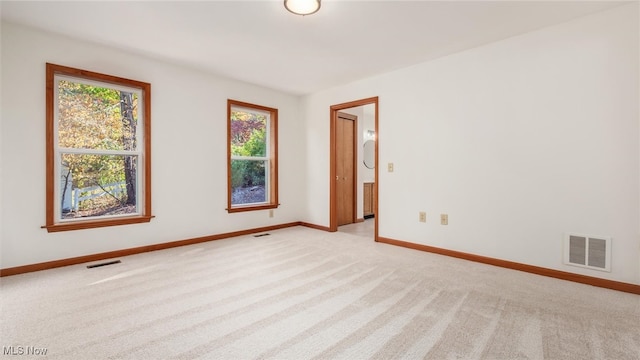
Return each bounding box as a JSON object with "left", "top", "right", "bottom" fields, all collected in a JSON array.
[
  {"left": 60, "top": 154, "right": 138, "bottom": 219},
  {"left": 231, "top": 159, "right": 267, "bottom": 205},
  {"left": 57, "top": 79, "right": 139, "bottom": 151},
  {"left": 230, "top": 109, "right": 267, "bottom": 157}
]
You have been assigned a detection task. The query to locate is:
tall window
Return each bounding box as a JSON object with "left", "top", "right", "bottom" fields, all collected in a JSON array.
[
  {"left": 227, "top": 100, "right": 278, "bottom": 212},
  {"left": 45, "top": 63, "right": 152, "bottom": 232}
]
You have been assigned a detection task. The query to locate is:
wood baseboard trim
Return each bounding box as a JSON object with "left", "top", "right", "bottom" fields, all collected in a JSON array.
[
  {"left": 0, "top": 222, "right": 302, "bottom": 277},
  {"left": 355, "top": 218, "right": 365, "bottom": 223},
  {"left": 299, "top": 222, "right": 332, "bottom": 232},
  {"left": 377, "top": 237, "right": 640, "bottom": 295}
]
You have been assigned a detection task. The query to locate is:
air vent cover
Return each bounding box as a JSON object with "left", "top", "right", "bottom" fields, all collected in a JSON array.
[{"left": 564, "top": 234, "right": 611, "bottom": 272}]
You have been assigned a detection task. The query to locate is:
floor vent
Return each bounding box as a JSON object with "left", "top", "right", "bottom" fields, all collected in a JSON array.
[
  {"left": 254, "top": 233, "right": 271, "bottom": 237},
  {"left": 564, "top": 234, "right": 611, "bottom": 272},
  {"left": 87, "top": 260, "right": 121, "bottom": 269}
]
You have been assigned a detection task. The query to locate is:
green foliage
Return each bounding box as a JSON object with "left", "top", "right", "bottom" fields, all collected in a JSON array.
[
  {"left": 231, "top": 160, "right": 265, "bottom": 189},
  {"left": 231, "top": 128, "right": 266, "bottom": 157},
  {"left": 230, "top": 110, "right": 267, "bottom": 189},
  {"left": 231, "top": 128, "right": 267, "bottom": 189}
]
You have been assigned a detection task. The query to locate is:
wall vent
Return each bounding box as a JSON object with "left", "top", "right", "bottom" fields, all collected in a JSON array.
[
  {"left": 564, "top": 234, "right": 611, "bottom": 272},
  {"left": 87, "top": 260, "right": 121, "bottom": 269}
]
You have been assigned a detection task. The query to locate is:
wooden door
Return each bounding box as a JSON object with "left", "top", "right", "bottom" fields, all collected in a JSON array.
[{"left": 336, "top": 112, "right": 356, "bottom": 226}]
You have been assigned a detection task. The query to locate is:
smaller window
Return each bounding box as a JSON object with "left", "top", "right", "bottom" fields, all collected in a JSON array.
[{"left": 227, "top": 100, "right": 278, "bottom": 212}]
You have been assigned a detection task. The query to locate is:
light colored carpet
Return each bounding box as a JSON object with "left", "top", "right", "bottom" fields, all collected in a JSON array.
[{"left": 1, "top": 226, "right": 639, "bottom": 359}]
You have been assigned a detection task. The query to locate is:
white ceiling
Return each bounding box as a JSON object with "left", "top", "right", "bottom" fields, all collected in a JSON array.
[{"left": 0, "top": 0, "right": 628, "bottom": 95}]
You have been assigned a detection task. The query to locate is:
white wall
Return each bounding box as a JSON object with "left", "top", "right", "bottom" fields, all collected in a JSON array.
[
  {"left": 361, "top": 105, "right": 375, "bottom": 184},
  {"left": 302, "top": 4, "right": 640, "bottom": 284},
  {"left": 0, "top": 22, "right": 306, "bottom": 268}
]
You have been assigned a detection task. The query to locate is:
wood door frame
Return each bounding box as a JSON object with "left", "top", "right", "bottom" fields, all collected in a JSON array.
[
  {"left": 336, "top": 111, "right": 358, "bottom": 226},
  {"left": 330, "top": 97, "right": 379, "bottom": 241}
]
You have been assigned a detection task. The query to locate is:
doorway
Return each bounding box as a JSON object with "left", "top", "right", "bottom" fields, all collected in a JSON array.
[{"left": 330, "top": 97, "right": 379, "bottom": 240}]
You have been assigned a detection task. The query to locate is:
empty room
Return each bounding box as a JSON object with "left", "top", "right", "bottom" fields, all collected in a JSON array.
[{"left": 1, "top": 1, "right": 639, "bottom": 359}]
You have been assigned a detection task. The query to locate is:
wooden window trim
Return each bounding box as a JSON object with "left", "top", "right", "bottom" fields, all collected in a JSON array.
[
  {"left": 227, "top": 99, "right": 278, "bottom": 213},
  {"left": 44, "top": 63, "right": 152, "bottom": 232}
]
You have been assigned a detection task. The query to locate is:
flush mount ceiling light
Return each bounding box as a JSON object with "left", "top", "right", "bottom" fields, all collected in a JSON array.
[{"left": 284, "top": 0, "right": 321, "bottom": 16}]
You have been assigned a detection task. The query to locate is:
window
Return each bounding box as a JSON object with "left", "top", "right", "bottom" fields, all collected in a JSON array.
[
  {"left": 45, "top": 63, "right": 152, "bottom": 232},
  {"left": 227, "top": 100, "right": 278, "bottom": 212}
]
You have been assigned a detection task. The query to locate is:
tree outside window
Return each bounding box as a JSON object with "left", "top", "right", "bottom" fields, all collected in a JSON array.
[
  {"left": 227, "top": 100, "right": 278, "bottom": 212},
  {"left": 45, "top": 63, "right": 152, "bottom": 232}
]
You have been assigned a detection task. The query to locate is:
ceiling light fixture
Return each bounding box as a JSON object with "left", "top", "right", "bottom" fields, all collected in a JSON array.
[{"left": 284, "top": 0, "right": 321, "bottom": 16}]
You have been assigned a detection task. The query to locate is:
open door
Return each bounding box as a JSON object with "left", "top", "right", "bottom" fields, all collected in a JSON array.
[{"left": 330, "top": 97, "right": 379, "bottom": 240}]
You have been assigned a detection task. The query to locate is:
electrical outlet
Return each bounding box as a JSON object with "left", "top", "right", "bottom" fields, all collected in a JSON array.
[
  {"left": 269, "top": 209, "right": 274, "bottom": 218},
  {"left": 388, "top": 163, "right": 394, "bottom": 172},
  {"left": 419, "top": 212, "right": 426, "bottom": 223},
  {"left": 440, "top": 214, "right": 448, "bottom": 225}
]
